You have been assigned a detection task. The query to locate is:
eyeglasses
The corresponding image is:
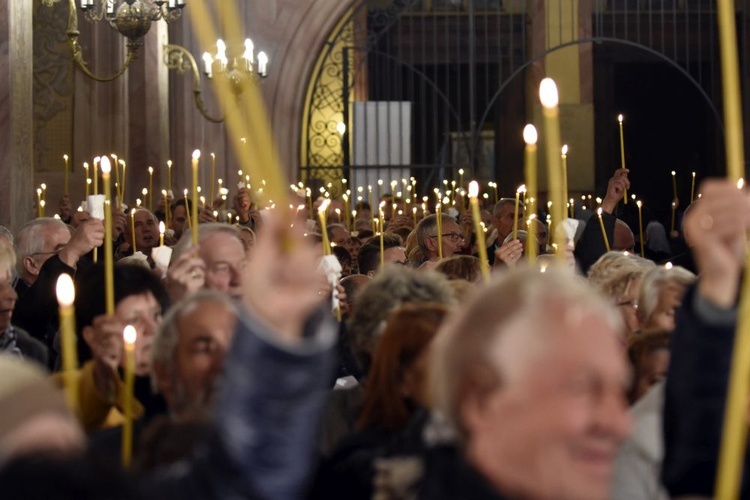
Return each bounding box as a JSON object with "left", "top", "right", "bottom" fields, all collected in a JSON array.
[
  {"left": 617, "top": 299, "right": 638, "bottom": 310},
  {"left": 430, "top": 232, "right": 465, "bottom": 243}
]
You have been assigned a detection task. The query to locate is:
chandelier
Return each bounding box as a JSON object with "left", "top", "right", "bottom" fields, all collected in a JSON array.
[
  {"left": 164, "top": 38, "right": 269, "bottom": 123},
  {"left": 43, "top": 0, "right": 186, "bottom": 82}
]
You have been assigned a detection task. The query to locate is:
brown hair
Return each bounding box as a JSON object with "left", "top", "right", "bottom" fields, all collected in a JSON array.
[
  {"left": 357, "top": 303, "right": 450, "bottom": 432},
  {"left": 627, "top": 329, "right": 670, "bottom": 403},
  {"left": 435, "top": 255, "right": 482, "bottom": 282}
]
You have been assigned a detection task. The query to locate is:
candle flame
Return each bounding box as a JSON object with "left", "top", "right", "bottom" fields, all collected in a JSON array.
[
  {"left": 636, "top": 200, "right": 642, "bottom": 208},
  {"left": 159, "top": 221, "right": 165, "bottom": 234},
  {"left": 561, "top": 144, "right": 568, "bottom": 155},
  {"left": 523, "top": 124, "right": 538, "bottom": 145},
  {"left": 517, "top": 184, "right": 527, "bottom": 194},
  {"left": 597, "top": 207, "right": 603, "bottom": 216},
  {"left": 84, "top": 162, "right": 89, "bottom": 170},
  {"left": 192, "top": 150, "right": 201, "bottom": 160},
  {"left": 618, "top": 114, "right": 623, "bottom": 123},
  {"left": 63, "top": 154, "right": 68, "bottom": 161},
  {"left": 123, "top": 325, "right": 137, "bottom": 345},
  {"left": 148, "top": 166, "right": 154, "bottom": 174},
  {"left": 671, "top": 170, "right": 676, "bottom": 176},
  {"left": 468, "top": 181, "right": 479, "bottom": 198},
  {"left": 738, "top": 178, "right": 745, "bottom": 189},
  {"left": 100, "top": 156, "right": 111, "bottom": 174},
  {"left": 665, "top": 262, "right": 673, "bottom": 270},
  {"left": 318, "top": 198, "right": 330, "bottom": 213},
  {"left": 55, "top": 273, "right": 75, "bottom": 307},
  {"left": 539, "top": 78, "right": 559, "bottom": 108}
]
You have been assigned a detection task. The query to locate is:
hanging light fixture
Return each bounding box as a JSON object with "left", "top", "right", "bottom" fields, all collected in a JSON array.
[{"left": 43, "top": 0, "right": 187, "bottom": 82}]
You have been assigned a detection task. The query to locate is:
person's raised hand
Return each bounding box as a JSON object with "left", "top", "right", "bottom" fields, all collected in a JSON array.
[
  {"left": 198, "top": 207, "right": 216, "bottom": 224},
  {"left": 234, "top": 188, "right": 252, "bottom": 223},
  {"left": 59, "top": 195, "right": 72, "bottom": 221},
  {"left": 111, "top": 209, "right": 127, "bottom": 240},
  {"left": 601, "top": 168, "right": 631, "bottom": 214},
  {"left": 687, "top": 179, "right": 750, "bottom": 308},
  {"left": 165, "top": 246, "right": 206, "bottom": 302},
  {"left": 59, "top": 218, "right": 105, "bottom": 268},
  {"left": 242, "top": 210, "right": 327, "bottom": 343},
  {"left": 493, "top": 239, "right": 524, "bottom": 268}
]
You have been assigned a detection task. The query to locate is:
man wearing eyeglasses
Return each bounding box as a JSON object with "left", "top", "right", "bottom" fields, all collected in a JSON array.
[{"left": 415, "top": 214, "right": 465, "bottom": 269}]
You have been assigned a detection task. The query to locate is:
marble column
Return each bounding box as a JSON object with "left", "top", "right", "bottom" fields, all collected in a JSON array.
[{"left": 0, "top": 0, "right": 34, "bottom": 231}]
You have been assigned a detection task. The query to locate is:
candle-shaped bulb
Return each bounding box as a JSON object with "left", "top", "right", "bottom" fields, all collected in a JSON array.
[
  {"left": 55, "top": 273, "right": 75, "bottom": 307},
  {"left": 468, "top": 181, "right": 479, "bottom": 198},
  {"left": 523, "top": 124, "right": 538, "bottom": 145},
  {"left": 539, "top": 78, "right": 559, "bottom": 108},
  {"left": 100, "top": 156, "right": 111, "bottom": 174},
  {"left": 123, "top": 325, "right": 137, "bottom": 346}
]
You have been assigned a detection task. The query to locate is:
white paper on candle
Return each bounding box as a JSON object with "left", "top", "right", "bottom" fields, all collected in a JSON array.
[
  {"left": 559, "top": 218, "right": 580, "bottom": 249},
  {"left": 80, "top": 201, "right": 88, "bottom": 212},
  {"left": 319, "top": 255, "right": 342, "bottom": 312},
  {"left": 87, "top": 195, "right": 105, "bottom": 220},
  {"left": 151, "top": 246, "right": 173, "bottom": 275}
]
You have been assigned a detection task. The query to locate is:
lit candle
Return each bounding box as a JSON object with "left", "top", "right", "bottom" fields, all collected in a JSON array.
[
  {"left": 183, "top": 189, "right": 192, "bottom": 229},
  {"left": 191, "top": 150, "right": 200, "bottom": 245},
  {"left": 618, "top": 114, "right": 628, "bottom": 204},
  {"left": 526, "top": 215, "right": 538, "bottom": 260},
  {"left": 84, "top": 163, "right": 90, "bottom": 198},
  {"left": 41, "top": 183, "right": 47, "bottom": 205},
  {"left": 412, "top": 206, "right": 418, "bottom": 227},
  {"left": 167, "top": 160, "right": 173, "bottom": 195},
  {"left": 56, "top": 273, "right": 78, "bottom": 408},
  {"left": 691, "top": 171, "right": 696, "bottom": 203},
  {"left": 379, "top": 201, "right": 386, "bottom": 268},
  {"left": 342, "top": 193, "right": 351, "bottom": 231},
  {"left": 148, "top": 167, "right": 154, "bottom": 211},
  {"left": 523, "top": 124, "right": 538, "bottom": 258},
  {"left": 458, "top": 169, "right": 464, "bottom": 191},
  {"left": 130, "top": 209, "right": 137, "bottom": 253},
  {"left": 561, "top": 145, "right": 569, "bottom": 213},
  {"left": 36, "top": 188, "right": 42, "bottom": 218},
  {"left": 435, "top": 203, "right": 443, "bottom": 260},
  {"left": 63, "top": 154, "right": 69, "bottom": 195},
  {"left": 159, "top": 221, "right": 165, "bottom": 247},
  {"left": 121, "top": 325, "right": 136, "bottom": 468},
  {"left": 469, "top": 181, "right": 491, "bottom": 280},
  {"left": 539, "top": 78, "right": 567, "bottom": 262},
  {"left": 671, "top": 170, "right": 678, "bottom": 203},
  {"left": 636, "top": 200, "right": 644, "bottom": 257},
  {"left": 671, "top": 201, "right": 676, "bottom": 234},
  {"left": 162, "top": 190, "right": 170, "bottom": 230},
  {"left": 119, "top": 160, "right": 127, "bottom": 208},
  {"left": 597, "top": 208, "right": 610, "bottom": 252},
  {"left": 111, "top": 154, "right": 120, "bottom": 201},
  {"left": 93, "top": 156, "right": 100, "bottom": 195},
  {"left": 318, "top": 199, "right": 331, "bottom": 255},
  {"left": 512, "top": 185, "right": 526, "bottom": 241},
  {"left": 100, "top": 157, "right": 115, "bottom": 314},
  {"left": 210, "top": 153, "right": 216, "bottom": 208}
]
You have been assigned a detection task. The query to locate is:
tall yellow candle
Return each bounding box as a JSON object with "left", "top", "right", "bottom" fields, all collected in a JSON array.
[
  {"left": 120, "top": 161, "right": 127, "bottom": 208},
  {"left": 523, "top": 125, "right": 538, "bottom": 258},
  {"left": 84, "top": 163, "right": 90, "bottom": 198},
  {"left": 458, "top": 169, "right": 464, "bottom": 191},
  {"left": 121, "top": 325, "right": 136, "bottom": 468},
  {"left": 191, "top": 151, "right": 201, "bottom": 245},
  {"left": 435, "top": 203, "right": 443, "bottom": 260},
  {"left": 412, "top": 206, "right": 418, "bottom": 228},
  {"left": 691, "top": 171, "right": 696, "bottom": 203},
  {"left": 148, "top": 167, "right": 154, "bottom": 211},
  {"left": 36, "top": 188, "right": 42, "bottom": 218},
  {"left": 56, "top": 273, "right": 78, "bottom": 408},
  {"left": 618, "top": 114, "right": 628, "bottom": 204},
  {"left": 100, "top": 157, "right": 115, "bottom": 315},
  {"left": 112, "top": 154, "right": 120, "bottom": 199},
  {"left": 184, "top": 189, "right": 192, "bottom": 229},
  {"left": 597, "top": 208, "right": 611, "bottom": 252},
  {"left": 63, "top": 154, "right": 69, "bottom": 195},
  {"left": 670, "top": 201, "right": 676, "bottom": 233},
  {"left": 167, "top": 160, "right": 173, "bottom": 195},
  {"left": 636, "top": 200, "right": 644, "bottom": 257},
  {"left": 671, "top": 170, "right": 678, "bottom": 201},
  {"left": 318, "top": 198, "right": 331, "bottom": 255},
  {"left": 210, "top": 153, "right": 216, "bottom": 208},
  {"left": 93, "top": 156, "right": 100, "bottom": 195},
  {"left": 512, "top": 185, "right": 526, "bottom": 240},
  {"left": 526, "top": 215, "right": 538, "bottom": 260},
  {"left": 469, "top": 181, "right": 491, "bottom": 280},
  {"left": 130, "top": 209, "right": 137, "bottom": 253},
  {"left": 539, "top": 78, "right": 567, "bottom": 262},
  {"left": 378, "top": 201, "right": 386, "bottom": 268},
  {"left": 715, "top": 2, "right": 750, "bottom": 493},
  {"left": 561, "top": 145, "right": 569, "bottom": 212}
]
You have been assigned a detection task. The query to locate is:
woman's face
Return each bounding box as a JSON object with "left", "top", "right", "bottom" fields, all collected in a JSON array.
[{"left": 115, "top": 292, "right": 161, "bottom": 376}]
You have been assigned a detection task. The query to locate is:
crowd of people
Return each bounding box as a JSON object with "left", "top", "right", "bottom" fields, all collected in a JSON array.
[{"left": 0, "top": 166, "right": 746, "bottom": 499}]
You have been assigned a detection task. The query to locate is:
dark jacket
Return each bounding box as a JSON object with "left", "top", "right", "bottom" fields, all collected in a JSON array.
[{"left": 574, "top": 211, "right": 616, "bottom": 274}]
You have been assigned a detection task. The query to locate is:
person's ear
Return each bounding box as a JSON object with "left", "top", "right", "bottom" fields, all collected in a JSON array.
[
  {"left": 424, "top": 237, "right": 437, "bottom": 253},
  {"left": 22, "top": 256, "right": 39, "bottom": 277}
]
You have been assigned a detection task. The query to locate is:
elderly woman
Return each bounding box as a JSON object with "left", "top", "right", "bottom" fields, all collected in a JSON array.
[
  {"left": 588, "top": 251, "right": 655, "bottom": 338},
  {"left": 637, "top": 265, "right": 696, "bottom": 332}
]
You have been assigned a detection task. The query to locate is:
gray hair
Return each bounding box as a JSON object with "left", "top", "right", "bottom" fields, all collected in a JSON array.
[
  {"left": 170, "top": 223, "right": 242, "bottom": 265},
  {"left": 0, "top": 226, "right": 13, "bottom": 247},
  {"left": 150, "top": 290, "right": 238, "bottom": 393},
  {"left": 348, "top": 266, "right": 455, "bottom": 375},
  {"left": 14, "top": 218, "right": 67, "bottom": 275},
  {"left": 430, "top": 266, "right": 622, "bottom": 440},
  {"left": 637, "top": 265, "right": 696, "bottom": 324},
  {"left": 415, "top": 214, "right": 457, "bottom": 257},
  {"left": 587, "top": 251, "right": 655, "bottom": 303},
  {"left": 492, "top": 198, "right": 516, "bottom": 217}
]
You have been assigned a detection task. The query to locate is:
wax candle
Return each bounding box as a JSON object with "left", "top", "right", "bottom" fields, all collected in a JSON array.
[
  {"left": 379, "top": 201, "right": 386, "bottom": 268},
  {"left": 691, "top": 171, "right": 696, "bottom": 203},
  {"left": 63, "top": 154, "right": 69, "bottom": 195},
  {"left": 469, "top": 181, "right": 490, "bottom": 279},
  {"left": 539, "top": 78, "right": 567, "bottom": 262},
  {"left": 512, "top": 185, "right": 526, "bottom": 240},
  {"left": 121, "top": 325, "right": 136, "bottom": 468},
  {"left": 191, "top": 151, "right": 200, "bottom": 245},
  {"left": 523, "top": 124, "right": 538, "bottom": 257},
  {"left": 56, "top": 273, "right": 78, "bottom": 408},
  {"left": 597, "top": 208, "right": 610, "bottom": 252},
  {"left": 561, "top": 145, "right": 569, "bottom": 212},
  {"left": 318, "top": 198, "right": 331, "bottom": 255},
  {"left": 435, "top": 203, "right": 443, "bottom": 260},
  {"left": 84, "top": 163, "right": 90, "bottom": 198},
  {"left": 636, "top": 200, "right": 644, "bottom": 257},
  {"left": 130, "top": 209, "right": 137, "bottom": 253},
  {"left": 210, "top": 153, "right": 216, "bottom": 208},
  {"left": 100, "top": 157, "right": 115, "bottom": 315},
  {"left": 618, "top": 114, "right": 628, "bottom": 204},
  {"left": 93, "top": 156, "right": 100, "bottom": 195},
  {"left": 671, "top": 170, "right": 678, "bottom": 202},
  {"left": 148, "top": 167, "right": 154, "bottom": 211}
]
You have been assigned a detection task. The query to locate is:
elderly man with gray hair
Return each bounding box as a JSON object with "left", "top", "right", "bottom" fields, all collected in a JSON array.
[{"left": 373, "top": 266, "right": 632, "bottom": 499}]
